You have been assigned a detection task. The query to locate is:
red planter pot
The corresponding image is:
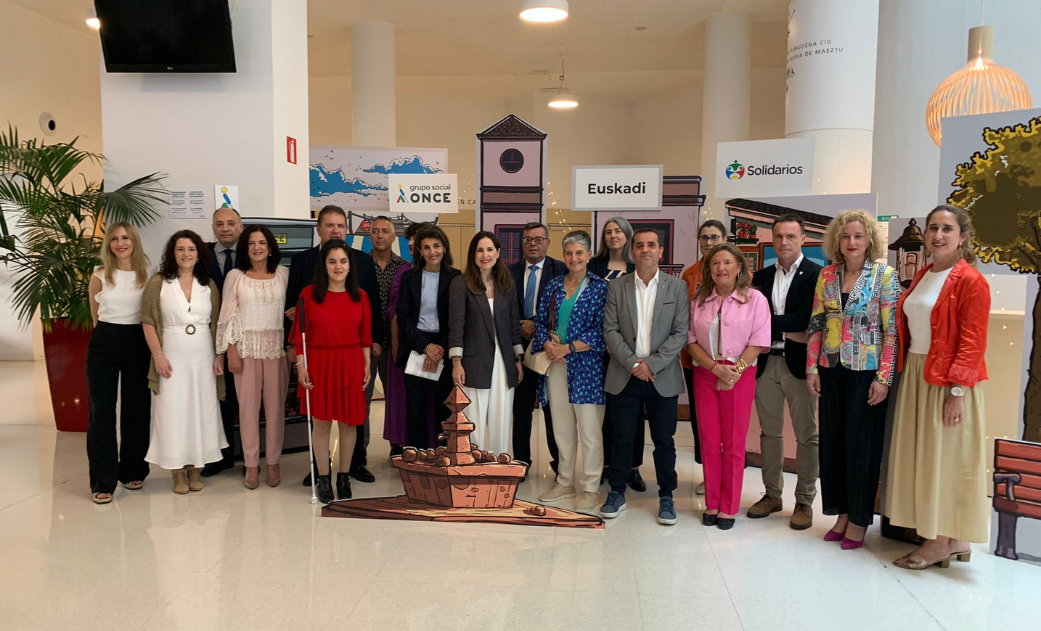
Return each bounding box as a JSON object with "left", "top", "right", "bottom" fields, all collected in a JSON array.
[{"left": 42, "top": 318, "right": 92, "bottom": 432}]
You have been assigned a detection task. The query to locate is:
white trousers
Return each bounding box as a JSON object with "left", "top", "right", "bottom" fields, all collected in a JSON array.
[{"left": 546, "top": 362, "right": 605, "bottom": 493}]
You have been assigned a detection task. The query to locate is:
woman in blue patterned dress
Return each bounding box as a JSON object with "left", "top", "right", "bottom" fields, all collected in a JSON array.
[{"left": 531, "top": 230, "right": 609, "bottom": 514}]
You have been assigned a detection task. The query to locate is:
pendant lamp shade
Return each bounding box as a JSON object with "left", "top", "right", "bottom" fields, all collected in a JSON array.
[
  {"left": 548, "top": 92, "right": 578, "bottom": 109},
  {"left": 520, "top": 0, "right": 569, "bottom": 23},
  {"left": 925, "top": 26, "right": 1032, "bottom": 146}
]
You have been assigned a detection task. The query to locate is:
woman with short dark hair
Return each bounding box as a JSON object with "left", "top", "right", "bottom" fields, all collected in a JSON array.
[
  {"left": 216, "top": 225, "right": 289, "bottom": 489},
  {"left": 141, "top": 230, "right": 227, "bottom": 495}
]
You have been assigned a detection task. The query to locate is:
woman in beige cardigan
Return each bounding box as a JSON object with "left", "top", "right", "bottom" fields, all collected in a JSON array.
[{"left": 141, "top": 230, "right": 227, "bottom": 494}]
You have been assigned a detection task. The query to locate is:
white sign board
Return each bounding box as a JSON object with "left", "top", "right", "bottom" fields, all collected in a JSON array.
[
  {"left": 715, "top": 138, "right": 815, "bottom": 198},
  {"left": 572, "top": 165, "right": 663, "bottom": 212},
  {"left": 786, "top": 0, "right": 879, "bottom": 135},
  {"left": 215, "top": 185, "right": 239, "bottom": 211},
  {"left": 169, "top": 190, "right": 207, "bottom": 219},
  {"left": 389, "top": 173, "right": 459, "bottom": 214}
]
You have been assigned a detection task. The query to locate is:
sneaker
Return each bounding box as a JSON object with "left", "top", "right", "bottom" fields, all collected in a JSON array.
[
  {"left": 600, "top": 491, "right": 627, "bottom": 518},
  {"left": 747, "top": 495, "right": 783, "bottom": 519},
  {"left": 657, "top": 496, "right": 677, "bottom": 526},
  {"left": 575, "top": 491, "right": 600, "bottom": 513},
  {"left": 539, "top": 482, "right": 576, "bottom": 503},
  {"left": 695, "top": 481, "right": 706, "bottom": 496}
]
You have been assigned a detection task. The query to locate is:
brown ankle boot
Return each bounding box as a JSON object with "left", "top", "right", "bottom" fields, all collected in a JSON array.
[
  {"left": 186, "top": 465, "right": 203, "bottom": 491},
  {"left": 172, "top": 468, "right": 189, "bottom": 494}
]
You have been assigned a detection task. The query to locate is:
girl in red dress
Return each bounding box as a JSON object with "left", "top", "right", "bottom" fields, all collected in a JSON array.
[{"left": 291, "top": 239, "right": 372, "bottom": 503}]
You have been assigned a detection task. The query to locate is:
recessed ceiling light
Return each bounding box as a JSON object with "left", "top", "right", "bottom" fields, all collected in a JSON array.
[
  {"left": 520, "top": 0, "right": 569, "bottom": 23},
  {"left": 85, "top": 7, "right": 100, "bottom": 30}
]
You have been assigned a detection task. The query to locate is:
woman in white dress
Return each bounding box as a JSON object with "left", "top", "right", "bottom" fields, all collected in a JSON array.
[
  {"left": 216, "top": 225, "right": 290, "bottom": 490},
  {"left": 141, "top": 230, "right": 227, "bottom": 494},
  {"left": 448, "top": 232, "right": 524, "bottom": 455}
]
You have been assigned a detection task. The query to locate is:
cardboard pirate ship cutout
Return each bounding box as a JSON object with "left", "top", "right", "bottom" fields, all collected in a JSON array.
[{"left": 322, "top": 386, "right": 603, "bottom": 528}]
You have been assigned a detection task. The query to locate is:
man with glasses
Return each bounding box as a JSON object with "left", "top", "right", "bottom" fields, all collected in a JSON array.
[
  {"left": 679, "top": 219, "right": 727, "bottom": 495},
  {"left": 509, "top": 222, "right": 568, "bottom": 477}
]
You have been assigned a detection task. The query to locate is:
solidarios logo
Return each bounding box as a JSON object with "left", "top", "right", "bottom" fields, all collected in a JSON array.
[
  {"left": 726, "top": 161, "right": 745, "bottom": 180},
  {"left": 726, "top": 159, "right": 803, "bottom": 180}
]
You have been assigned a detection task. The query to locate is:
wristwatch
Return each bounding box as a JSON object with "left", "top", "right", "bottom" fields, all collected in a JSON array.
[
  {"left": 950, "top": 386, "right": 965, "bottom": 397},
  {"left": 568, "top": 342, "right": 577, "bottom": 355}
]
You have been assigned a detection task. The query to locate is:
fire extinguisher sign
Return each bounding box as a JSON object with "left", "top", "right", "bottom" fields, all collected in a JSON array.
[{"left": 287, "top": 137, "right": 297, "bottom": 164}]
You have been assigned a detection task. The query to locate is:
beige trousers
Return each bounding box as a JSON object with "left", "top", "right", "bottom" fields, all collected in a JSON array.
[
  {"left": 753, "top": 354, "right": 819, "bottom": 505},
  {"left": 234, "top": 356, "right": 290, "bottom": 467},
  {"left": 546, "top": 362, "right": 605, "bottom": 493}
]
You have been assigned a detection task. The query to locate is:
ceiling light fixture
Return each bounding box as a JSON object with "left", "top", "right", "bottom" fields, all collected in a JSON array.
[
  {"left": 925, "top": 25, "right": 1032, "bottom": 146},
  {"left": 520, "top": 0, "right": 569, "bottom": 23},
  {"left": 85, "top": 7, "right": 100, "bottom": 30},
  {"left": 547, "top": 56, "right": 578, "bottom": 109}
]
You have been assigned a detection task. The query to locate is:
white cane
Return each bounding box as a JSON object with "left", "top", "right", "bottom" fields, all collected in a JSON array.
[{"left": 298, "top": 299, "right": 319, "bottom": 505}]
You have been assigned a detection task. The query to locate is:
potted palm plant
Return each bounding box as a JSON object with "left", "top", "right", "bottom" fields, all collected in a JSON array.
[{"left": 0, "top": 126, "right": 166, "bottom": 431}]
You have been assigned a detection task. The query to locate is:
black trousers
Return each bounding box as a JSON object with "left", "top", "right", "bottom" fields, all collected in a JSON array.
[
  {"left": 608, "top": 377, "right": 679, "bottom": 497},
  {"left": 217, "top": 354, "right": 239, "bottom": 465},
  {"left": 683, "top": 367, "right": 702, "bottom": 465},
  {"left": 512, "top": 363, "right": 559, "bottom": 470},
  {"left": 819, "top": 363, "right": 887, "bottom": 527},
  {"left": 85, "top": 323, "right": 152, "bottom": 494},
  {"left": 404, "top": 349, "right": 454, "bottom": 449},
  {"left": 602, "top": 354, "right": 645, "bottom": 469}
]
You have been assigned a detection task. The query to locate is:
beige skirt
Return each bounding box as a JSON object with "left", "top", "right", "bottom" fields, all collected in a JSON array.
[{"left": 884, "top": 353, "right": 989, "bottom": 542}]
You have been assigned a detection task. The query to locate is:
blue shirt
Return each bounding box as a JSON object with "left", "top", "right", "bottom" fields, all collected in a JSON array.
[{"left": 418, "top": 269, "right": 440, "bottom": 332}]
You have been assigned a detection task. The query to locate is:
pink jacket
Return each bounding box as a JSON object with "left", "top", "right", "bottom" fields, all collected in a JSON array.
[{"left": 687, "top": 288, "right": 771, "bottom": 360}]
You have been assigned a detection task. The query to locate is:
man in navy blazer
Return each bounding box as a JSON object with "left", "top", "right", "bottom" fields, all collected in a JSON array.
[
  {"left": 748, "top": 214, "right": 822, "bottom": 530},
  {"left": 508, "top": 222, "right": 567, "bottom": 474},
  {"left": 202, "top": 206, "right": 243, "bottom": 477},
  {"left": 285, "top": 205, "right": 384, "bottom": 486}
]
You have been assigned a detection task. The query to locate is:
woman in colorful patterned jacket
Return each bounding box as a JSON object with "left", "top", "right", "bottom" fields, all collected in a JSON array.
[{"left": 806, "top": 209, "right": 900, "bottom": 551}]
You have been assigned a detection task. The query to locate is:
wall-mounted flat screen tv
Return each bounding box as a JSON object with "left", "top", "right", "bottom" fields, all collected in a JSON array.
[{"left": 95, "top": 0, "right": 236, "bottom": 73}]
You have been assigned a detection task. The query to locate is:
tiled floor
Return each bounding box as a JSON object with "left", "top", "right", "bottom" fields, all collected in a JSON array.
[{"left": 1, "top": 360, "right": 1038, "bottom": 630}]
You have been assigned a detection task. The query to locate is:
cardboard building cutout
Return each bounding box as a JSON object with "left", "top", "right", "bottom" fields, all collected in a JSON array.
[
  {"left": 323, "top": 385, "right": 603, "bottom": 529},
  {"left": 475, "top": 115, "right": 547, "bottom": 265}
]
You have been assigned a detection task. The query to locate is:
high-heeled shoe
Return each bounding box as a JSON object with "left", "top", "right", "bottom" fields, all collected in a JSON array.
[
  {"left": 824, "top": 530, "right": 845, "bottom": 542},
  {"left": 266, "top": 464, "right": 281, "bottom": 487},
  {"left": 316, "top": 475, "right": 334, "bottom": 504},
  {"left": 244, "top": 466, "right": 260, "bottom": 490},
  {"left": 336, "top": 472, "right": 352, "bottom": 500},
  {"left": 841, "top": 536, "right": 864, "bottom": 550}
]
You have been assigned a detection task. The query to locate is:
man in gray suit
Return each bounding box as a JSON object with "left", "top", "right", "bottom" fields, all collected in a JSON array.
[{"left": 600, "top": 228, "right": 689, "bottom": 525}]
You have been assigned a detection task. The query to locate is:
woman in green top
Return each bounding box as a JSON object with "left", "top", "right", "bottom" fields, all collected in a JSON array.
[{"left": 531, "top": 230, "right": 610, "bottom": 513}]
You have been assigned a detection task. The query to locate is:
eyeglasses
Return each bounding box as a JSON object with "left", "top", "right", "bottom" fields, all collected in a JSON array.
[
  {"left": 699, "top": 235, "right": 722, "bottom": 243},
  {"left": 522, "top": 237, "right": 547, "bottom": 245}
]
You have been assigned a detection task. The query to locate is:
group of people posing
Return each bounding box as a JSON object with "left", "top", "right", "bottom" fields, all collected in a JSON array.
[{"left": 85, "top": 202, "right": 989, "bottom": 572}]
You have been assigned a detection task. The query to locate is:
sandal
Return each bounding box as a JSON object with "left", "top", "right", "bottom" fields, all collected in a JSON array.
[
  {"left": 895, "top": 549, "right": 972, "bottom": 570},
  {"left": 92, "top": 492, "right": 113, "bottom": 504},
  {"left": 123, "top": 481, "right": 144, "bottom": 491}
]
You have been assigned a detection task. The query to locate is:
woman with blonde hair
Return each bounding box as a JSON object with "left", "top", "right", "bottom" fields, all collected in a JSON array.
[
  {"left": 685, "top": 243, "right": 771, "bottom": 529},
  {"left": 806, "top": 209, "right": 900, "bottom": 549},
  {"left": 86, "top": 222, "right": 152, "bottom": 503},
  {"left": 886, "top": 204, "right": 990, "bottom": 570}
]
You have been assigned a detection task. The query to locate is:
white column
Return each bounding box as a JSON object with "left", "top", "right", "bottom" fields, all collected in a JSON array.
[
  {"left": 786, "top": 0, "right": 879, "bottom": 195},
  {"left": 351, "top": 21, "right": 396, "bottom": 147},
  {"left": 100, "top": 0, "right": 310, "bottom": 261},
  {"left": 700, "top": 11, "right": 751, "bottom": 221},
  {"left": 873, "top": 0, "right": 1041, "bottom": 217}
]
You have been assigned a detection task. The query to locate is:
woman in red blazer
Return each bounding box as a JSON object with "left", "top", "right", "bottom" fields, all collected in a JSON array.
[{"left": 885, "top": 204, "right": 990, "bottom": 571}]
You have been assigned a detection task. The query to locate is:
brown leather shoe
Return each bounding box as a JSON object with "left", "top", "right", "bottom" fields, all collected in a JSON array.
[
  {"left": 790, "top": 503, "right": 813, "bottom": 530},
  {"left": 746, "top": 495, "right": 783, "bottom": 518}
]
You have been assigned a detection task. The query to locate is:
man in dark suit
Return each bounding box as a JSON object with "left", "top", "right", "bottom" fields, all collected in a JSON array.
[
  {"left": 285, "top": 205, "right": 384, "bottom": 486},
  {"left": 201, "top": 206, "right": 243, "bottom": 477},
  {"left": 747, "top": 214, "right": 822, "bottom": 530},
  {"left": 508, "top": 222, "right": 567, "bottom": 475}
]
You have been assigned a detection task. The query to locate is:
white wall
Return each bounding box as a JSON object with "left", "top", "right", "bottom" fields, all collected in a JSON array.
[
  {"left": 101, "top": 0, "right": 311, "bottom": 262},
  {"left": 0, "top": 0, "right": 102, "bottom": 360}
]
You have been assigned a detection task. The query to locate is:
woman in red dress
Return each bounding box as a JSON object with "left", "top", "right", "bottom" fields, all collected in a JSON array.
[{"left": 291, "top": 239, "right": 372, "bottom": 503}]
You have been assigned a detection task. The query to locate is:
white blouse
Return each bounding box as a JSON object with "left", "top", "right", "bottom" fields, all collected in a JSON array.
[
  {"left": 904, "top": 267, "right": 952, "bottom": 354},
  {"left": 94, "top": 267, "right": 144, "bottom": 325},
  {"left": 215, "top": 267, "right": 289, "bottom": 359}
]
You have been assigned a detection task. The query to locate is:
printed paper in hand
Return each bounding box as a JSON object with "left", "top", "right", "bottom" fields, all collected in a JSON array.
[{"left": 405, "top": 351, "right": 444, "bottom": 381}]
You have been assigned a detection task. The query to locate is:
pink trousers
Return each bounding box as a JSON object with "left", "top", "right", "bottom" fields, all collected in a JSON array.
[
  {"left": 234, "top": 357, "right": 290, "bottom": 467},
  {"left": 693, "top": 364, "right": 757, "bottom": 515}
]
